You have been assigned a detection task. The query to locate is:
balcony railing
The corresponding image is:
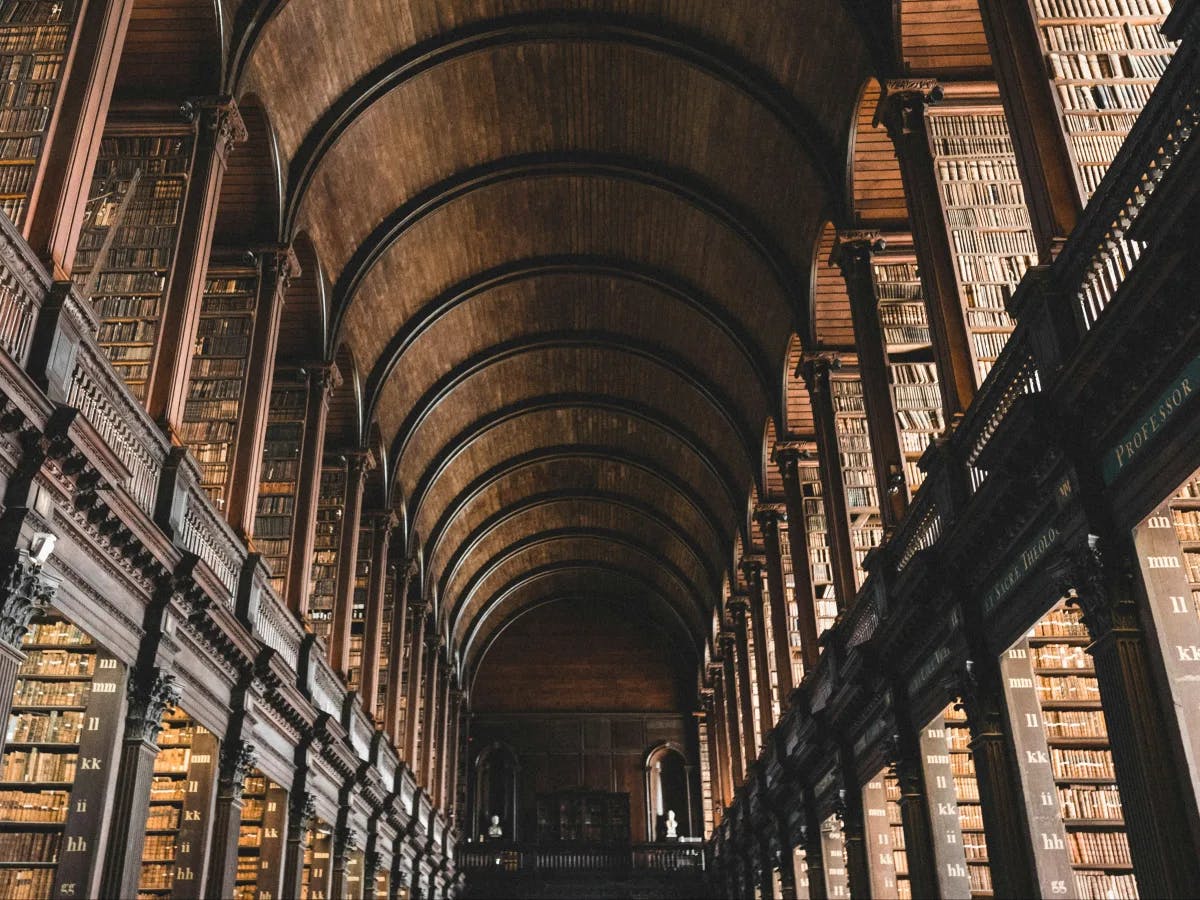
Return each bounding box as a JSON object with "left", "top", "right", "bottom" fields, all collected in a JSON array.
[{"left": 458, "top": 842, "right": 706, "bottom": 875}]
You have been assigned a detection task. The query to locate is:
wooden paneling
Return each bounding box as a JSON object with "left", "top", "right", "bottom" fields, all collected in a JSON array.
[
  {"left": 213, "top": 100, "right": 279, "bottom": 247},
  {"left": 813, "top": 223, "right": 856, "bottom": 350},
  {"left": 115, "top": 0, "right": 221, "bottom": 99},
  {"left": 852, "top": 79, "right": 908, "bottom": 228}
]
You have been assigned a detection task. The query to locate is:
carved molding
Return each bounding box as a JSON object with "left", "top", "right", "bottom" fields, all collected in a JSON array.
[
  {"left": 126, "top": 666, "right": 181, "bottom": 744},
  {"left": 0, "top": 548, "right": 58, "bottom": 649}
]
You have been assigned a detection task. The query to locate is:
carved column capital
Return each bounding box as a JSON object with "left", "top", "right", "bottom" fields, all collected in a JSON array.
[
  {"left": 126, "top": 666, "right": 181, "bottom": 744},
  {"left": 831, "top": 230, "right": 885, "bottom": 279},
  {"left": 182, "top": 95, "right": 248, "bottom": 159},
  {"left": 877, "top": 79, "right": 943, "bottom": 140},
  {"left": 798, "top": 352, "right": 841, "bottom": 392},
  {"left": 291, "top": 791, "right": 318, "bottom": 833},
  {"left": 718, "top": 631, "right": 738, "bottom": 652},
  {"left": 305, "top": 362, "right": 343, "bottom": 401},
  {"left": 726, "top": 594, "right": 750, "bottom": 620},
  {"left": 772, "top": 441, "right": 813, "bottom": 480},
  {"left": 752, "top": 504, "right": 785, "bottom": 533},
  {"left": 0, "top": 547, "right": 59, "bottom": 649},
  {"left": 262, "top": 243, "right": 301, "bottom": 291},
  {"left": 739, "top": 556, "right": 766, "bottom": 586},
  {"left": 220, "top": 739, "right": 258, "bottom": 798},
  {"left": 1049, "top": 533, "right": 1135, "bottom": 639}
]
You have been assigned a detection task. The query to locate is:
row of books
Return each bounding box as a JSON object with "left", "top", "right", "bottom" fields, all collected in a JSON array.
[
  {"left": 1074, "top": 872, "right": 1137, "bottom": 899},
  {"left": 1043, "top": 708, "right": 1108, "bottom": 739},
  {"left": 0, "top": 2, "right": 75, "bottom": 25},
  {"left": 1059, "top": 784, "right": 1123, "bottom": 820},
  {"left": 1048, "top": 50, "right": 1170, "bottom": 81},
  {"left": 1038, "top": 674, "right": 1103, "bottom": 701},
  {"left": 5, "top": 710, "right": 83, "bottom": 744},
  {"left": 1069, "top": 830, "right": 1131, "bottom": 867},
  {"left": 0, "top": 867, "right": 54, "bottom": 900},
  {"left": 142, "top": 834, "right": 176, "bottom": 862},
  {"left": 11, "top": 678, "right": 89, "bottom": 708},
  {"left": 1, "top": 748, "right": 77, "bottom": 782},
  {"left": 1031, "top": 643, "right": 1092, "bottom": 669},
  {"left": 1052, "top": 748, "right": 1117, "bottom": 780},
  {"left": 146, "top": 804, "right": 180, "bottom": 830},
  {"left": 0, "top": 788, "right": 67, "bottom": 822},
  {"left": 19, "top": 648, "right": 95, "bottom": 677},
  {"left": 0, "top": 829, "right": 60, "bottom": 860}
]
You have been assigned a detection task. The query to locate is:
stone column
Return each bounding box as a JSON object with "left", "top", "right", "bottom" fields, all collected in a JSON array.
[
  {"left": 99, "top": 665, "right": 180, "bottom": 898},
  {"left": 330, "top": 451, "right": 371, "bottom": 674},
  {"left": 976, "top": 0, "right": 1082, "bottom": 259},
  {"left": 728, "top": 602, "right": 758, "bottom": 761},
  {"left": 331, "top": 819, "right": 357, "bottom": 900},
  {"left": 419, "top": 642, "right": 442, "bottom": 789},
  {"left": 360, "top": 512, "right": 398, "bottom": 720},
  {"left": 404, "top": 602, "right": 429, "bottom": 765},
  {"left": 204, "top": 733, "right": 256, "bottom": 900},
  {"left": 773, "top": 447, "right": 821, "bottom": 674},
  {"left": 282, "top": 787, "right": 314, "bottom": 900},
  {"left": 718, "top": 639, "right": 746, "bottom": 788},
  {"left": 145, "top": 97, "right": 247, "bottom": 435},
  {"left": 225, "top": 246, "right": 300, "bottom": 538},
  {"left": 26, "top": 0, "right": 135, "bottom": 280},
  {"left": 285, "top": 362, "right": 341, "bottom": 618},
  {"left": 1056, "top": 536, "right": 1200, "bottom": 896},
  {"left": 741, "top": 558, "right": 775, "bottom": 737},
  {"left": 800, "top": 355, "right": 858, "bottom": 606},
  {"left": 833, "top": 230, "right": 910, "bottom": 530},
  {"left": 385, "top": 558, "right": 417, "bottom": 745},
  {"left": 878, "top": 80, "right": 976, "bottom": 421}
]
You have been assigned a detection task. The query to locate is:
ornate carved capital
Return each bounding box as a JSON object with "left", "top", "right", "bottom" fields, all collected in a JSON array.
[
  {"left": 831, "top": 230, "right": 885, "bottom": 280},
  {"left": 220, "top": 739, "right": 258, "bottom": 798},
  {"left": 336, "top": 825, "right": 358, "bottom": 855},
  {"left": 182, "top": 95, "right": 248, "bottom": 158},
  {"left": 798, "top": 352, "right": 841, "bottom": 393},
  {"left": 752, "top": 504, "right": 785, "bottom": 534},
  {"left": 126, "top": 667, "right": 181, "bottom": 744},
  {"left": 1049, "top": 534, "right": 1135, "bottom": 639},
  {"left": 264, "top": 244, "right": 301, "bottom": 292},
  {"left": 739, "top": 556, "right": 766, "bottom": 586},
  {"left": 0, "top": 548, "right": 59, "bottom": 649},
  {"left": 306, "top": 362, "right": 343, "bottom": 400},
  {"left": 291, "top": 790, "right": 318, "bottom": 832},
  {"left": 718, "top": 631, "right": 738, "bottom": 652},
  {"left": 878, "top": 79, "right": 943, "bottom": 141},
  {"left": 726, "top": 594, "right": 750, "bottom": 620},
  {"left": 949, "top": 658, "right": 1004, "bottom": 739},
  {"left": 365, "top": 851, "right": 381, "bottom": 880}
]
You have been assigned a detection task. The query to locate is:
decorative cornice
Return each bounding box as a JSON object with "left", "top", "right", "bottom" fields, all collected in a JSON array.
[
  {"left": 126, "top": 666, "right": 181, "bottom": 745},
  {"left": 0, "top": 547, "right": 59, "bottom": 649}
]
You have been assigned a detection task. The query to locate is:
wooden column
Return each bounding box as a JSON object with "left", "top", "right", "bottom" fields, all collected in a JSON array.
[
  {"left": 205, "top": 728, "right": 255, "bottom": 900},
  {"left": 1061, "top": 537, "right": 1200, "bottom": 896},
  {"left": 404, "top": 602, "right": 429, "bottom": 766},
  {"left": 955, "top": 652, "right": 1041, "bottom": 898},
  {"left": 225, "top": 246, "right": 299, "bottom": 539},
  {"left": 26, "top": 0, "right": 134, "bottom": 280},
  {"left": 755, "top": 507, "right": 796, "bottom": 705},
  {"left": 976, "top": 0, "right": 1081, "bottom": 259},
  {"left": 386, "top": 559, "right": 417, "bottom": 746},
  {"left": 360, "top": 512, "right": 397, "bottom": 720},
  {"left": 718, "top": 638, "right": 746, "bottom": 788},
  {"left": 100, "top": 664, "right": 179, "bottom": 898},
  {"left": 878, "top": 80, "right": 976, "bottom": 422},
  {"left": 706, "top": 671, "right": 733, "bottom": 812},
  {"left": 833, "top": 231, "right": 909, "bottom": 531},
  {"left": 800, "top": 355, "right": 858, "bottom": 607},
  {"left": 728, "top": 600, "right": 758, "bottom": 761},
  {"left": 437, "top": 674, "right": 456, "bottom": 809},
  {"left": 145, "top": 97, "right": 247, "bottom": 436},
  {"left": 800, "top": 787, "right": 828, "bottom": 900},
  {"left": 442, "top": 686, "right": 462, "bottom": 815},
  {"left": 888, "top": 692, "right": 941, "bottom": 900},
  {"left": 774, "top": 446, "right": 821, "bottom": 674},
  {"left": 836, "top": 748, "right": 872, "bottom": 900},
  {"left": 329, "top": 451, "right": 371, "bottom": 674},
  {"left": 741, "top": 557, "right": 776, "bottom": 738},
  {"left": 285, "top": 362, "right": 340, "bottom": 619}
]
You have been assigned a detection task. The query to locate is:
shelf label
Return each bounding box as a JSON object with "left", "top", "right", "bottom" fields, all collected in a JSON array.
[
  {"left": 917, "top": 719, "right": 972, "bottom": 898},
  {"left": 1103, "top": 352, "right": 1200, "bottom": 484}
]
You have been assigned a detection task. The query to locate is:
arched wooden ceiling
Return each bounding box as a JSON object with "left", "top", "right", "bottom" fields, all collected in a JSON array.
[{"left": 225, "top": 0, "right": 877, "bottom": 678}]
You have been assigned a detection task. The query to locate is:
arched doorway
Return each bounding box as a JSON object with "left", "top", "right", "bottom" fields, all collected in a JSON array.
[
  {"left": 644, "top": 743, "right": 694, "bottom": 842},
  {"left": 473, "top": 742, "right": 520, "bottom": 842}
]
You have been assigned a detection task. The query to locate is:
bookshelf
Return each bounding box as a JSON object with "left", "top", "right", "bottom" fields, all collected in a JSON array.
[
  {"left": 798, "top": 456, "right": 839, "bottom": 637},
  {"left": 885, "top": 773, "right": 911, "bottom": 900},
  {"left": 862, "top": 774, "right": 903, "bottom": 899},
  {"left": 178, "top": 266, "right": 258, "bottom": 510},
  {"left": 348, "top": 524, "right": 372, "bottom": 691},
  {"left": 1003, "top": 605, "right": 1139, "bottom": 899},
  {"left": 73, "top": 128, "right": 194, "bottom": 400},
  {"left": 759, "top": 566, "right": 781, "bottom": 720},
  {"left": 830, "top": 373, "right": 883, "bottom": 590},
  {"left": 943, "top": 703, "right": 992, "bottom": 897},
  {"left": 925, "top": 109, "right": 1037, "bottom": 381},
  {"left": 376, "top": 567, "right": 395, "bottom": 721},
  {"left": 0, "top": 617, "right": 123, "bottom": 900},
  {"left": 235, "top": 768, "right": 287, "bottom": 900},
  {"left": 1030, "top": 0, "right": 1177, "bottom": 201},
  {"left": 776, "top": 519, "right": 807, "bottom": 685},
  {"left": 301, "top": 819, "right": 332, "bottom": 900},
  {"left": 1170, "top": 470, "right": 1200, "bottom": 615},
  {"left": 698, "top": 715, "right": 714, "bottom": 836},
  {"left": 820, "top": 815, "right": 849, "bottom": 899},
  {"left": 252, "top": 377, "right": 306, "bottom": 597},
  {"left": 0, "top": 1, "right": 80, "bottom": 226},
  {"left": 919, "top": 713, "right": 974, "bottom": 898},
  {"left": 534, "top": 791, "right": 630, "bottom": 843},
  {"left": 873, "top": 258, "right": 943, "bottom": 493},
  {"left": 138, "top": 706, "right": 217, "bottom": 899},
  {"left": 308, "top": 464, "right": 346, "bottom": 643}
]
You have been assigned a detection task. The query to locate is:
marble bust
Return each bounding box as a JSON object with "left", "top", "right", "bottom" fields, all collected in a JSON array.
[
  {"left": 665, "top": 809, "right": 678, "bottom": 839},
  {"left": 487, "top": 814, "right": 503, "bottom": 838}
]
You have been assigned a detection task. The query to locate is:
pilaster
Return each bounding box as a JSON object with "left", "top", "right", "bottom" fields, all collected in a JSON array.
[
  {"left": 330, "top": 451, "right": 372, "bottom": 675},
  {"left": 773, "top": 446, "right": 822, "bottom": 674}
]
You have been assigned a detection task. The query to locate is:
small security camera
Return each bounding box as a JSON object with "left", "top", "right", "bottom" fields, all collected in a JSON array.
[{"left": 29, "top": 533, "right": 56, "bottom": 566}]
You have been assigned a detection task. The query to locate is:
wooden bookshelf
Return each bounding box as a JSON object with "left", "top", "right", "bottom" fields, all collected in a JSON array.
[
  {"left": 830, "top": 373, "right": 883, "bottom": 590},
  {"left": 0, "top": 1, "right": 80, "bottom": 226},
  {"left": 863, "top": 774, "right": 904, "bottom": 899},
  {"left": 925, "top": 109, "right": 1037, "bottom": 381},
  {"left": 775, "top": 519, "right": 807, "bottom": 685},
  {"left": 885, "top": 773, "right": 911, "bottom": 900},
  {"left": 0, "top": 618, "right": 123, "bottom": 900},
  {"left": 73, "top": 128, "right": 194, "bottom": 400},
  {"left": 919, "top": 713, "right": 975, "bottom": 898},
  {"left": 1170, "top": 471, "right": 1200, "bottom": 615},
  {"left": 1004, "top": 605, "right": 1139, "bottom": 899},
  {"left": 308, "top": 464, "right": 346, "bottom": 643},
  {"left": 1030, "top": 0, "right": 1176, "bottom": 201},
  {"left": 138, "top": 706, "right": 217, "bottom": 900},
  {"left": 236, "top": 768, "right": 287, "bottom": 900},
  {"left": 252, "top": 377, "right": 306, "bottom": 597},
  {"left": 943, "top": 704, "right": 992, "bottom": 897},
  {"left": 376, "top": 567, "right": 395, "bottom": 720},
  {"left": 178, "top": 265, "right": 258, "bottom": 510},
  {"left": 874, "top": 255, "right": 944, "bottom": 492},
  {"left": 820, "top": 814, "right": 850, "bottom": 899},
  {"left": 348, "top": 523, "right": 372, "bottom": 691},
  {"left": 301, "top": 820, "right": 332, "bottom": 900},
  {"left": 798, "top": 455, "right": 839, "bottom": 637},
  {"left": 698, "top": 715, "right": 714, "bottom": 836}
]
